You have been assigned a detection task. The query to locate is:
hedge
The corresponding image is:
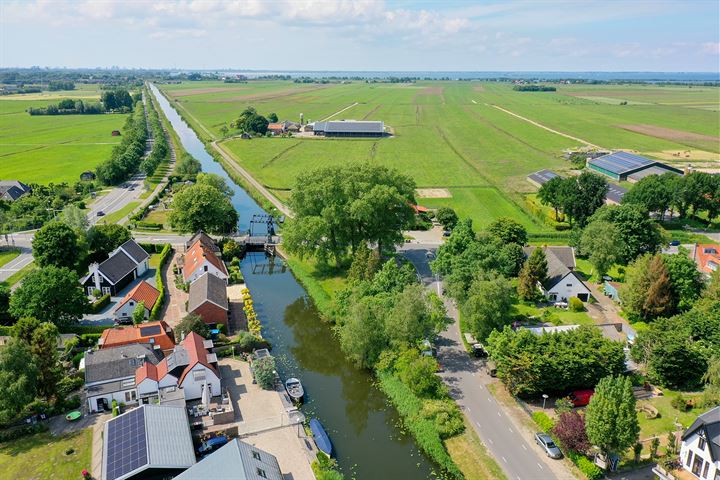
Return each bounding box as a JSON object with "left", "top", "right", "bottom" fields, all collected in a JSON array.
[
  {"left": 532, "top": 411, "right": 555, "bottom": 433},
  {"left": 0, "top": 423, "right": 48, "bottom": 443},
  {"left": 139, "top": 242, "right": 167, "bottom": 254},
  {"left": 149, "top": 244, "right": 172, "bottom": 320},
  {"left": 90, "top": 293, "right": 111, "bottom": 313},
  {"left": 136, "top": 222, "right": 162, "bottom": 231},
  {"left": 568, "top": 451, "right": 604, "bottom": 480}
]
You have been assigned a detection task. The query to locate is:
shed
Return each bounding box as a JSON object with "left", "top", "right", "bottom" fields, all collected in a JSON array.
[
  {"left": 111, "top": 130, "right": 121, "bottom": 136},
  {"left": 526, "top": 169, "right": 559, "bottom": 188}
]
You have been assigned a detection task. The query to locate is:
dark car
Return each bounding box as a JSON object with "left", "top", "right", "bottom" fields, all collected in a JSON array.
[
  {"left": 443, "top": 230, "right": 452, "bottom": 237},
  {"left": 669, "top": 240, "right": 680, "bottom": 246},
  {"left": 96, "top": 211, "right": 105, "bottom": 217},
  {"left": 535, "top": 432, "right": 563, "bottom": 459}
]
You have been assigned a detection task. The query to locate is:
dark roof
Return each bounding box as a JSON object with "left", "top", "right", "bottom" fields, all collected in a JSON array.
[
  {"left": 314, "top": 120, "right": 384, "bottom": 133},
  {"left": 527, "top": 169, "right": 560, "bottom": 186},
  {"left": 589, "top": 152, "right": 656, "bottom": 175},
  {"left": 523, "top": 246, "right": 577, "bottom": 290},
  {"left": 606, "top": 183, "right": 628, "bottom": 203},
  {"left": 186, "top": 231, "right": 220, "bottom": 252},
  {"left": 119, "top": 239, "right": 149, "bottom": 264},
  {"left": 627, "top": 165, "right": 682, "bottom": 182},
  {"left": 174, "top": 439, "right": 283, "bottom": 480},
  {"left": 188, "top": 272, "right": 228, "bottom": 312},
  {"left": 0, "top": 180, "right": 31, "bottom": 201},
  {"left": 682, "top": 406, "right": 720, "bottom": 461},
  {"left": 84, "top": 344, "right": 162, "bottom": 384},
  {"left": 97, "top": 250, "right": 138, "bottom": 285}
]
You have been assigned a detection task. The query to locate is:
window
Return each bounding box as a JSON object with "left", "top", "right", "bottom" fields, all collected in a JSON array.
[
  {"left": 692, "top": 455, "right": 704, "bottom": 476},
  {"left": 252, "top": 451, "right": 261, "bottom": 461},
  {"left": 566, "top": 283, "right": 573, "bottom": 287},
  {"left": 129, "top": 301, "right": 134, "bottom": 306},
  {"left": 193, "top": 371, "right": 206, "bottom": 381},
  {"left": 256, "top": 468, "right": 267, "bottom": 479},
  {"left": 699, "top": 436, "right": 707, "bottom": 451},
  {"left": 125, "top": 391, "right": 132, "bottom": 402},
  {"left": 102, "top": 287, "right": 111, "bottom": 295},
  {"left": 687, "top": 451, "right": 694, "bottom": 467},
  {"left": 204, "top": 265, "right": 208, "bottom": 272},
  {"left": 702, "top": 462, "right": 709, "bottom": 479},
  {"left": 87, "top": 287, "right": 95, "bottom": 296}
]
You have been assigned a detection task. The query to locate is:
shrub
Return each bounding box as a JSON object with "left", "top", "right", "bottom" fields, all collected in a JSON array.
[
  {"left": 532, "top": 411, "right": 555, "bottom": 433},
  {"left": 569, "top": 297, "right": 584, "bottom": 312},
  {"left": 57, "top": 375, "right": 84, "bottom": 398},
  {"left": 72, "top": 352, "right": 84, "bottom": 368},
  {"left": 149, "top": 244, "right": 172, "bottom": 320},
  {"left": 0, "top": 423, "right": 48, "bottom": 442},
  {"left": 567, "top": 451, "right": 603, "bottom": 480},
  {"left": 420, "top": 399, "right": 465, "bottom": 439},
  {"left": 253, "top": 356, "right": 277, "bottom": 390},
  {"left": 90, "top": 294, "right": 111, "bottom": 313},
  {"left": 555, "top": 396, "right": 575, "bottom": 414},
  {"left": 79, "top": 333, "right": 102, "bottom": 347},
  {"left": 111, "top": 399, "right": 119, "bottom": 417},
  {"left": 671, "top": 393, "right": 692, "bottom": 412},
  {"left": 136, "top": 222, "right": 162, "bottom": 230}
]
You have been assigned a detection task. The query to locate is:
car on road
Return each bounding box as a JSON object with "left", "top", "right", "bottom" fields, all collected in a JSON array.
[
  {"left": 443, "top": 230, "right": 451, "bottom": 237},
  {"left": 96, "top": 211, "right": 105, "bottom": 217},
  {"left": 128, "top": 187, "right": 135, "bottom": 191},
  {"left": 535, "top": 432, "right": 563, "bottom": 459},
  {"left": 425, "top": 251, "right": 435, "bottom": 259}
]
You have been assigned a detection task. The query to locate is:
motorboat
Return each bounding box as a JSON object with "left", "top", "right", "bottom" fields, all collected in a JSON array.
[{"left": 285, "top": 377, "right": 304, "bottom": 403}]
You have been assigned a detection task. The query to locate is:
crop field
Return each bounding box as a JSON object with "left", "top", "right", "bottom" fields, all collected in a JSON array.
[
  {"left": 0, "top": 88, "right": 128, "bottom": 184},
  {"left": 159, "top": 80, "right": 719, "bottom": 233}
]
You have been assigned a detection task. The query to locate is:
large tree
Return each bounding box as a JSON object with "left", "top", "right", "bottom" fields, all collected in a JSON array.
[
  {"left": 385, "top": 284, "right": 434, "bottom": 347},
  {"left": 32, "top": 221, "right": 82, "bottom": 268},
  {"left": 662, "top": 249, "right": 703, "bottom": 312},
  {"left": 339, "top": 295, "right": 388, "bottom": 369},
  {"left": 29, "top": 322, "right": 60, "bottom": 399},
  {"left": 518, "top": 247, "right": 548, "bottom": 300},
  {"left": 579, "top": 220, "right": 622, "bottom": 280},
  {"left": 621, "top": 254, "right": 674, "bottom": 320},
  {"left": 462, "top": 275, "right": 514, "bottom": 340},
  {"left": 86, "top": 224, "right": 131, "bottom": 262},
  {"left": 585, "top": 375, "right": 640, "bottom": 461},
  {"left": 0, "top": 339, "right": 39, "bottom": 423},
  {"left": 586, "top": 204, "right": 663, "bottom": 264},
  {"left": 169, "top": 183, "right": 238, "bottom": 234},
  {"left": 196, "top": 172, "right": 233, "bottom": 197},
  {"left": 487, "top": 217, "right": 528, "bottom": 246},
  {"left": 558, "top": 173, "right": 608, "bottom": 227},
  {"left": 537, "top": 176, "right": 565, "bottom": 221},
  {"left": 435, "top": 207, "right": 458, "bottom": 230},
  {"left": 9, "top": 266, "right": 88, "bottom": 327},
  {"left": 622, "top": 174, "right": 673, "bottom": 220},
  {"left": 175, "top": 313, "right": 210, "bottom": 339}
]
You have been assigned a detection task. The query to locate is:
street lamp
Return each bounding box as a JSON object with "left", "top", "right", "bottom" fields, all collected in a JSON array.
[{"left": 542, "top": 394, "right": 549, "bottom": 409}]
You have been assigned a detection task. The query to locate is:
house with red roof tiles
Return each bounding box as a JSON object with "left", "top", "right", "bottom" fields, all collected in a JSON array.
[
  {"left": 693, "top": 244, "right": 720, "bottom": 277},
  {"left": 113, "top": 280, "right": 161, "bottom": 321},
  {"left": 182, "top": 237, "right": 228, "bottom": 285},
  {"left": 99, "top": 320, "right": 175, "bottom": 353}
]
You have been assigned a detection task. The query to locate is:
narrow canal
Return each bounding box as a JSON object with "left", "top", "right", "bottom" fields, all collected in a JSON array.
[{"left": 149, "top": 84, "right": 435, "bottom": 479}]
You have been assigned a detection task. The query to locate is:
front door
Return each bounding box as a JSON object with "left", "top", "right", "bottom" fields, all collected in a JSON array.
[{"left": 96, "top": 398, "right": 108, "bottom": 411}]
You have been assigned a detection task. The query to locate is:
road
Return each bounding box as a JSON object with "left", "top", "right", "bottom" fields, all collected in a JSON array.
[{"left": 400, "top": 244, "right": 571, "bottom": 480}]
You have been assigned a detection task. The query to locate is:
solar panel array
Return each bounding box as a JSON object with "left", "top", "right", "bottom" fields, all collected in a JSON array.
[
  {"left": 527, "top": 169, "right": 560, "bottom": 185},
  {"left": 105, "top": 407, "right": 148, "bottom": 480},
  {"left": 589, "top": 151, "right": 655, "bottom": 175},
  {"left": 140, "top": 325, "right": 162, "bottom": 337}
]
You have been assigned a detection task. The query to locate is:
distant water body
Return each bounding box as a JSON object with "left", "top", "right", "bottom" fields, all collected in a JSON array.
[{"left": 218, "top": 70, "right": 719, "bottom": 82}]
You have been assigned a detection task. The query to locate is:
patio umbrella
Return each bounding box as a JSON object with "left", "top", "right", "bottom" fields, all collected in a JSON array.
[{"left": 202, "top": 378, "right": 210, "bottom": 408}]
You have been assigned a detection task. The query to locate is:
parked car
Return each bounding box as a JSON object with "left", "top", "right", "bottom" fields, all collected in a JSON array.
[
  {"left": 485, "top": 360, "right": 497, "bottom": 377},
  {"left": 535, "top": 432, "right": 563, "bottom": 459},
  {"left": 568, "top": 389, "right": 594, "bottom": 407},
  {"left": 669, "top": 240, "right": 680, "bottom": 246},
  {"left": 443, "top": 230, "right": 451, "bottom": 237}
]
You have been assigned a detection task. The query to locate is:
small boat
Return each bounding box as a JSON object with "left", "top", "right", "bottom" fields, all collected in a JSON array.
[
  {"left": 310, "top": 418, "right": 333, "bottom": 457},
  {"left": 65, "top": 411, "right": 82, "bottom": 422},
  {"left": 285, "top": 377, "right": 304, "bottom": 403}
]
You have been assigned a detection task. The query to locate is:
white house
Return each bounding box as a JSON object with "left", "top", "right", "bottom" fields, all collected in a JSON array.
[
  {"left": 523, "top": 246, "right": 592, "bottom": 302},
  {"left": 680, "top": 406, "right": 720, "bottom": 480},
  {"left": 113, "top": 280, "right": 161, "bottom": 321},
  {"left": 182, "top": 237, "right": 228, "bottom": 285}
]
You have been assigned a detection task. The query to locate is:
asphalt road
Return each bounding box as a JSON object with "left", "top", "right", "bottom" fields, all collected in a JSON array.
[{"left": 400, "top": 244, "right": 568, "bottom": 480}]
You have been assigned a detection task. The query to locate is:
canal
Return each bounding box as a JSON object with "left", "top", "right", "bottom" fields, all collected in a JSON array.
[{"left": 148, "top": 84, "right": 435, "bottom": 479}]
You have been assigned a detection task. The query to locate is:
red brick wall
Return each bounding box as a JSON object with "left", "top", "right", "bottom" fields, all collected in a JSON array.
[{"left": 191, "top": 302, "right": 228, "bottom": 326}]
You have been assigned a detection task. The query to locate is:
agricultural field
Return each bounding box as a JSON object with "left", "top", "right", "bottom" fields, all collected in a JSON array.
[
  {"left": 158, "top": 80, "right": 719, "bottom": 234},
  {"left": 0, "top": 86, "right": 128, "bottom": 184}
]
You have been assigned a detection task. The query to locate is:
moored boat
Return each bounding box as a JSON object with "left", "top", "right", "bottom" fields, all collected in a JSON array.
[
  {"left": 285, "top": 377, "right": 304, "bottom": 403},
  {"left": 310, "top": 418, "right": 333, "bottom": 457}
]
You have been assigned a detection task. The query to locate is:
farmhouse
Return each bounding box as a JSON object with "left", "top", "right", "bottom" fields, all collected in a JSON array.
[
  {"left": 587, "top": 151, "right": 683, "bottom": 182},
  {"left": 102, "top": 405, "right": 196, "bottom": 480},
  {"left": 174, "top": 439, "right": 284, "bottom": 480},
  {"left": 187, "top": 272, "right": 229, "bottom": 326},
  {"left": 678, "top": 406, "right": 720, "bottom": 480},
  {"left": 84, "top": 343, "right": 162, "bottom": 413},
  {"left": 523, "top": 246, "right": 592, "bottom": 302},
  {"left": 313, "top": 120, "right": 384, "bottom": 137},
  {"left": 526, "top": 169, "right": 559, "bottom": 188},
  {"left": 99, "top": 320, "right": 175, "bottom": 353},
  {"left": 267, "top": 122, "right": 285, "bottom": 135},
  {"left": 112, "top": 280, "right": 161, "bottom": 321},
  {"left": 182, "top": 235, "right": 228, "bottom": 284},
  {"left": 0, "top": 180, "right": 31, "bottom": 202},
  {"left": 81, "top": 240, "right": 150, "bottom": 296}
]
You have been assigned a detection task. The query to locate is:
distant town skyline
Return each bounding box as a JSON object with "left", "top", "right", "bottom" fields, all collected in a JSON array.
[{"left": 1, "top": 0, "right": 719, "bottom": 72}]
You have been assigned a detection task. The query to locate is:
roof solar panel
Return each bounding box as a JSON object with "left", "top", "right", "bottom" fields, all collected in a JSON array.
[
  {"left": 590, "top": 152, "right": 655, "bottom": 175},
  {"left": 105, "top": 407, "right": 149, "bottom": 480},
  {"left": 140, "top": 325, "right": 162, "bottom": 337}
]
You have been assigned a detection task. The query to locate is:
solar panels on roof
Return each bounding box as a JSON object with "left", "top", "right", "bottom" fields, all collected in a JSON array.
[
  {"left": 588, "top": 151, "right": 655, "bottom": 175},
  {"left": 140, "top": 325, "right": 162, "bottom": 337},
  {"left": 105, "top": 408, "right": 148, "bottom": 480},
  {"left": 315, "top": 120, "right": 384, "bottom": 133},
  {"left": 527, "top": 169, "right": 560, "bottom": 186}
]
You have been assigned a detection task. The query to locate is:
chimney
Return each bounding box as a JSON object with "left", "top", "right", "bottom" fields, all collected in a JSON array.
[{"left": 90, "top": 262, "right": 101, "bottom": 291}]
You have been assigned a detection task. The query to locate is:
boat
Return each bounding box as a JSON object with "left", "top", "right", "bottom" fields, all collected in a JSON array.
[
  {"left": 310, "top": 418, "right": 333, "bottom": 457},
  {"left": 285, "top": 377, "right": 304, "bottom": 403}
]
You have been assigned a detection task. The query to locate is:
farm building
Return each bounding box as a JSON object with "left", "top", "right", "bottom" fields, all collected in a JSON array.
[
  {"left": 267, "top": 122, "right": 285, "bottom": 135},
  {"left": 313, "top": 120, "right": 384, "bottom": 137},
  {"left": 526, "top": 169, "right": 559, "bottom": 188},
  {"left": 0, "top": 180, "right": 31, "bottom": 202},
  {"left": 587, "top": 152, "right": 683, "bottom": 182}
]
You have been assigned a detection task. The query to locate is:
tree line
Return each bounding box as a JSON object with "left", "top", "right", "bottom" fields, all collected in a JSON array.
[
  {"left": 27, "top": 88, "right": 137, "bottom": 115},
  {"left": 48, "top": 80, "right": 75, "bottom": 91},
  {"left": 140, "top": 89, "right": 169, "bottom": 176},
  {"left": 513, "top": 85, "right": 557, "bottom": 92},
  {"left": 230, "top": 106, "right": 277, "bottom": 135},
  {"left": 95, "top": 101, "right": 148, "bottom": 185}
]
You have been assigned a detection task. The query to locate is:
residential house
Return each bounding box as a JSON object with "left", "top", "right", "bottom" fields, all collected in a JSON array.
[
  {"left": 267, "top": 122, "right": 285, "bottom": 135},
  {"left": 102, "top": 405, "right": 196, "bottom": 480},
  {"left": 182, "top": 236, "right": 228, "bottom": 285},
  {"left": 679, "top": 406, "right": 720, "bottom": 480},
  {"left": 98, "top": 320, "right": 175, "bottom": 353},
  {"left": 693, "top": 244, "right": 720, "bottom": 277},
  {"left": 81, "top": 240, "right": 150, "bottom": 296},
  {"left": 113, "top": 280, "right": 161, "bottom": 321},
  {"left": 135, "top": 332, "right": 220, "bottom": 402},
  {"left": 84, "top": 343, "right": 162, "bottom": 413},
  {"left": 174, "top": 438, "right": 284, "bottom": 480},
  {"left": 0, "top": 180, "right": 31, "bottom": 202},
  {"left": 187, "top": 272, "right": 229, "bottom": 326},
  {"left": 522, "top": 246, "right": 592, "bottom": 302},
  {"left": 185, "top": 230, "right": 220, "bottom": 253}
]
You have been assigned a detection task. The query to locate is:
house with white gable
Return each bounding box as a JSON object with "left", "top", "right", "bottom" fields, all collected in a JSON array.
[
  {"left": 81, "top": 239, "right": 150, "bottom": 296},
  {"left": 523, "top": 246, "right": 592, "bottom": 303},
  {"left": 182, "top": 233, "right": 228, "bottom": 285},
  {"left": 679, "top": 406, "right": 720, "bottom": 480}
]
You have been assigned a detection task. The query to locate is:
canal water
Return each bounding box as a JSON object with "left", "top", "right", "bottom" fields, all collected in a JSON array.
[{"left": 149, "top": 84, "right": 435, "bottom": 479}]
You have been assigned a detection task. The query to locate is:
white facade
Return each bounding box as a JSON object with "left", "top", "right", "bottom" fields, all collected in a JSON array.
[
  {"left": 159, "top": 373, "right": 179, "bottom": 389},
  {"left": 114, "top": 300, "right": 151, "bottom": 321},
  {"left": 542, "top": 273, "right": 592, "bottom": 302},
  {"left": 136, "top": 377, "right": 159, "bottom": 397},
  {"left": 180, "top": 364, "right": 221, "bottom": 400},
  {"left": 86, "top": 378, "right": 138, "bottom": 413},
  {"left": 681, "top": 431, "right": 720, "bottom": 480},
  {"left": 186, "top": 261, "right": 228, "bottom": 285}
]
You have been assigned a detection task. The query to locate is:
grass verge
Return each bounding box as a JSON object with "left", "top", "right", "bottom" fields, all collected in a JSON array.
[
  {"left": 0, "top": 261, "right": 35, "bottom": 288},
  {"left": 97, "top": 201, "right": 140, "bottom": 225},
  {"left": 0, "top": 248, "right": 21, "bottom": 269},
  {"left": 445, "top": 416, "right": 508, "bottom": 480}
]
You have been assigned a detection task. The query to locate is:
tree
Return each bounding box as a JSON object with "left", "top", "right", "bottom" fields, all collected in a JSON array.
[
  {"left": 0, "top": 284, "right": 11, "bottom": 325},
  {"left": 60, "top": 205, "right": 88, "bottom": 231},
  {"left": 517, "top": 261, "right": 539, "bottom": 301},
  {"left": 29, "top": 322, "right": 60, "bottom": 399},
  {"left": 86, "top": 224, "right": 131, "bottom": 262},
  {"left": 339, "top": 295, "right": 388, "bottom": 369},
  {"left": 552, "top": 411, "right": 590, "bottom": 453},
  {"left": 587, "top": 204, "right": 663, "bottom": 264},
  {"left": 32, "top": 221, "right": 82, "bottom": 268},
  {"left": 487, "top": 217, "right": 528, "bottom": 245},
  {"left": 350, "top": 184, "right": 415, "bottom": 254},
  {"left": 176, "top": 153, "right": 202, "bottom": 177},
  {"left": 556, "top": 174, "right": 608, "bottom": 227},
  {"left": 435, "top": 207, "right": 458, "bottom": 230},
  {"left": 0, "top": 339, "right": 38, "bottom": 423},
  {"left": 538, "top": 176, "right": 565, "bottom": 221},
  {"left": 12, "top": 316, "right": 41, "bottom": 343},
  {"left": 175, "top": 313, "right": 210, "bottom": 339},
  {"left": 169, "top": 183, "right": 239, "bottom": 234},
  {"left": 585, "top": 375, "right": 640, "bottom": 461},
  {"left": 347, "top": 244, "right": 380, "bottom": 283},
  {"left": 579, "top": 221, "right": 622, "bottom": 280},
  {"left": 385, "top": 285, "right": 434, "bottom": 347},
  {"left": 398, "top": 355, "right": 442, "bottom": 397},
  {"left": 704, "top": 269, "right": 720, "bottom": 302},
  {"left": 621, "top": 254, "right": 673, "bottom": 320},
  {"left": 10, "top": 266, "right": 87, "bottom": 327},
  {"left": 253, "top": 356, "right": 277, "bottom": 390},
  {"left": 622, "top": 174, "right": 673, "bottom": 220},
  {"left": 196, "top": 172, "right": 233, "bottom": 197},
  {"left": 267, "top": 112, "right": 278, "bottom": 123},
  {"left": 462, "top": 275, "right": 514, "bottom": 340},
  {"left": 132, "top": 301, "right": 146, "bottom": 325},
  {"left": 662, "top": 249, "right": 703, "bottom": 312}
]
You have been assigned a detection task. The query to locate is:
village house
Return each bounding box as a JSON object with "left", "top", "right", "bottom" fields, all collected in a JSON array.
[
  {"left": 182, "top": 234, "right": 228, "bottom": 285},
  {"left": 187, "top": 272, "right": 229, "bottom": 326},
  {"left": 112, "top": 280, "right": 161, "bottom": 321},
  {"left": 174, "top": 438, "right": 284, "bottom": 480},
  {"left": 523, "top": 246, "right": 592, "bottom": 302},
  {"left": 81, "top": 240, "right": 150, "bottom": 296},
  {"left": 0, "top": 180, "right": 31, "bottom": 202},
  {"left": 679, "top": 406, "right": 720, "bottom": 480},
  {"left": 98, "top": 320, "right": 175, "bottom": 354},
  {"left": 80, "top": 170, "right": 96, "bottom": 181},
  {"left": 693, "top": 244, "right": 720, "bottom": 277}
]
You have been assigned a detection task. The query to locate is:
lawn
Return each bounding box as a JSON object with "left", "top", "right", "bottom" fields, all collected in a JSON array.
[
  {"left": 445, "top": 417, "right": 508, "bottom": 480},
  {"left": 148, "top": 253, "right": 163, "bottom": 269},
  {"left": 513, "top": 302, "right": 596, "bottom": 326},
  {"left": 0, "top": 262, "right": 35, "bottom": 288},
  {"left": 636, "top": 389, "right": 702, "bottom": 440},
  {"left": 0, "top": 90, "right": 128, "bottom": 184},
  {"left": 0, "top": 428, "right": 92, "bottom": 480},
  {"left": 0, "top": 247, "right": 20, "bottom": 269}
]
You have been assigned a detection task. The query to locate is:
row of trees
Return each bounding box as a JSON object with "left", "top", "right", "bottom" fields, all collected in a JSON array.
[
  {"left": 101, "top": 88, "right": 135, "bottom": 111},
  {"left": 175, "top": 152, "right": 202, "bottom": 180},
  {"left": 140, "top": 91, "right": 169, "bottom": 176},
  {"left": 48, "top": 80, "right": 75, "bottom": 91},
  {"left": 537, "top": 172, "right": 609, "bottom": 227},
  {"left": 513, "top": 84, "right": 557, "bottom": 92},
  {"left": 230, "top": 107, "right": 277, "bottom": 135},
  {"left": 27, "top": 98, "right": 105, "bottom": 115},
  {"left": 96, "top": 102, "right": 148, "bottom": 185},
  {"left": 169, "top": 173, "right": 238, "bottom": 234}
]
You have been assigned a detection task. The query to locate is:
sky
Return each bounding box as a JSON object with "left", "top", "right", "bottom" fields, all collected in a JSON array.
[{"left": 1, "top": 0, "right": 719, "bottom": 72}]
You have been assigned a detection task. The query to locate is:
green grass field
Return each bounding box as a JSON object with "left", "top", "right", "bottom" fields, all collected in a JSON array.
[
  {"left": 0, "top": 87, "right": 128, "bottom": 184},
  {"left": 159, "top": 80, "right": 718, "bottom": 235}
]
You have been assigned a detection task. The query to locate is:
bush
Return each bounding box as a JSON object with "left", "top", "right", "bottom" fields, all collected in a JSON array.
[
  {"left": 567, "top": 451, "right": 603, "bottom": 480},
  {"left": 149, "top": 244, "right": 172, "bottom": 320},
  {"left": 671, "top": 393, "right": 693, "bottom": 412},
  {"left": 569, "top": 297, "right": 584, "bottom": 312},
  {"left": 61, "top": 325, "right": 113, "bottom": 335},
  {"left": 136, "top": 222, "right": 162, "bottom": 230},
  {"left": 72, "top": 352, "right": 84, "bottom": 369},
  {"left": 0, "top": 423, "right": 48, "bottom": 442},
  {"left": 90, "top": 294, "right": 111, "bottom": 313},
  {"left": 532, "top": 411, "right": 555, "bottom": 433},
  {"left": 57, "top": 375, "right": 84, "bottom": 398},
  {"left": 420, "top": 399, "right": 465, "bottom": 439},
  {"left": 253, "top": 356, "right": 277, "bottom": 390},
  {"left": 79, "top": 333, "right": 102, "bottom": 347}
]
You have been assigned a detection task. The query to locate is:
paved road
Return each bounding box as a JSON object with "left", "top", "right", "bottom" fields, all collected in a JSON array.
[{"left": 400, "top": 245, "right": 570, "bottom": 480}]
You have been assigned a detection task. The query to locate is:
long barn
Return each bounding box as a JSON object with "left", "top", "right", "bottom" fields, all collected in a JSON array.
[{"left": 313, "top": 120, "right": 384, "bottom": 137}]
